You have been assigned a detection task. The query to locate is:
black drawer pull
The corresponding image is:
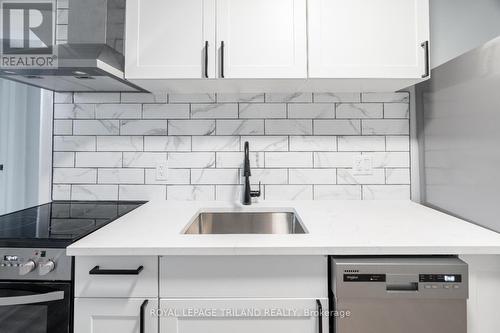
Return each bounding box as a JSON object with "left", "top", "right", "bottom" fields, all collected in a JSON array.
[
  {"left": 89, "top": 265, "right": 144, "bottom": 275},
  {"left": 421, "top": 40, "right": 430, "bottom": 78},
  {"left": 316, "top": 299, "right": 323, "bottom": 333},
  {"left": 140, "top": 299, "right": 148, "bottom": 333}
]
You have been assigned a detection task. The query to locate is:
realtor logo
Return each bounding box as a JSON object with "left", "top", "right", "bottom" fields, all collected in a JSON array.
[{"left": 1, "top": 1, "right": 56, "bottom": 68}]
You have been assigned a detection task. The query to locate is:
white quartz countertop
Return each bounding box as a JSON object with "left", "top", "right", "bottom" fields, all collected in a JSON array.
[{"left": 66, "top": 200, "right": 500, "bottom": 256}]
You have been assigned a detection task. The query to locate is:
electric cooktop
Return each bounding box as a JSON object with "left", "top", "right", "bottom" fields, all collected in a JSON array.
[{"left": 0, "top": 201, "right": 145, "bottom": 248}]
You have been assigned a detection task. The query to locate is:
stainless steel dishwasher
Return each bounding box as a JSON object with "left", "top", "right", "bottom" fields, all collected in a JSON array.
[{"left": 331, "top": 257, "right": 468, "bottom": 333}]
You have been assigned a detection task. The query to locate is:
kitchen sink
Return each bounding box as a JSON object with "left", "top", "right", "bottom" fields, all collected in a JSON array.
[{"left": 183, "top": 212, "right": 307, "bottom": 234}]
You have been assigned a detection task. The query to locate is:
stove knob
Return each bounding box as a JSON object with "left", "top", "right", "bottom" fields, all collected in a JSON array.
[
  {"left": 39, "top": 260, "right": 56, "bottom": 276},
  {"left": 19, "top": 260, "right": 36, "bottom": 275}
]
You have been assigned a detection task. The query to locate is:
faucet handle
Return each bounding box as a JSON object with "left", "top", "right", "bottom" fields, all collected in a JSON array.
[{"left": 250, "top": 181, "right": 261, "bottom": 198}]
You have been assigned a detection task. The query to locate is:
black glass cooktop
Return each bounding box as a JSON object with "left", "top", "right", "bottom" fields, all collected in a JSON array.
[{"left": 0, "top": 201, "right": 145, "bottom": 248}]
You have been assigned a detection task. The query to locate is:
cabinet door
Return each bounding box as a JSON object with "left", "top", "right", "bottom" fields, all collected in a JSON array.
[
  {"left": 159, "top": 298, "right": 327, "bottom": 333},
  {"left": 308, "top": 0, "right": 430, "bottom": 78},
  {"left": 74, "top": 298, "right": 158, "bottom": 333},
  {"left": 216, "top": 0, "right": 307, "bottom": 78},
  {"left": 125, "top": 0, "right": 216, "bottom": 79}
]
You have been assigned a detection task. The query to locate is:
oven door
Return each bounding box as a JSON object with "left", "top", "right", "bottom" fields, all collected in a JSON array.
[{"left": 0, "top": 281, "right": 71, "bottom": 333}]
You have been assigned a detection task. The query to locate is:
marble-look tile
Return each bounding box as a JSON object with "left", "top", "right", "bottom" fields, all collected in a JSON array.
[
  {"left": 362, "top": 185, "right": 410, "bottom": 200},
  {"left": 119, "top": 185, "right": 166, "bottom": 200},
  {"left": 53, "top": 120, "right": 72, "bottom": 135},
  {"left": 167, "top": 152, "right": 216, "bottom": 168},
  {"left": 53, "top": 152, "right": 74, "bottom": 167},
  {"left": 265, "top": 185, "right": 313, "bottom": 200},
  {"left": 143, "top": 136, "right": 191, "bottom": 152},
  {"left": 120, "top": 120, "right": 168, "bottom": 135},
  {"left": 265, "top": 152, "right": 313, "bottom": 168},
  {"left": 384, "top": 103, "right": 409, "bottom": 118},
  {"left": 265, "top": 120, "right": 313, "bottom": 135},
  {"left": 288, "top": 104, "right": 335, "bottom": 119},
  {"left": 249, "top": 169, "right": 288, "bottom": 185},
  {"left": 169, "top": 120, "right": 215, "bottom": 135},
  {"left": 191, "top": 169, "right": 240, "bottom": 185},
  {"left": 314, "top": 120, "right": 361, "bottom": 135},
  {"left": 54, "top": 104, "right": 94, "bottom": 119},
  {"left": 313, "top": 152, "right": 360, "bottom": 168},
  {"left": 215, "top": 185, "right": 243, "bottom": 201},
  {"left": 217, "top": 93, "right": 264, "bottom": 103},
  {"left": 167, "top": 185, "right": 215, "bottom": 200},
  {"left": 192, "top": 136, "right": 240, "bottom": 151},
  {"left": 145, "top": 168, "right": 190, "bottom": 185},
  {"left": 123, "top": 152, "right": 168, "bottom": 168},
  {"left": 265, "top": 93, "right": 312, "bottom": 103},
  {"left": 337, "top": 169, "right": 385, "bottom": 185},
  {"left": 52, "top": 184, "right": 71, "bottom": 200},
  {"left": 240, "top": 136, "right": 288, "bottom": 151},
  {"left": 54, "top": 136, "right": 95, "bottom": 151},
  {"left": 336, "top": 103, "right": 383, "bottom": 118},
  {"left": 313, "top": 93, "right": 361, "bottom": 103},
  {"left": 239, "top": 103, "right": 286, "bottom": 119},
  {"left": 142, "top": 104, "right": 189, "bottom": 119},
  {"left": 216, "top": 120, "right": 264, "bottom": 135},
  {"left": 289, "top": 169, "right": 336, "bottom": 184},
  {"left": 73, "top": 120, "right": 119, "bottom": 135},
  {"left": 54, "top": 92, "right": 72, "bottom": 103},
  {"left": 216, "top": 152, "right": 264, "bottom": 168},
  {"left": 386, "top": 136, "right": 410, "bottom": 151},
  {"left": 386, "top": 168, "right": 411, "bottom": 184},
  {"left": 120, "top": 92, "right": 167, "bottom": 103},
  {"left": 53, "top": 168, "right": 96, "bottom": 184},
  {"left": 314, "top": 185, "right": 362, "bottom": 200},
  {"left": 367, "top": 152, "right": 410, "bottom": 168},
  {"left": 72, "top": 185, "right": 118, "bottom": 200},
  {"left": 95, "top": 104, "right": 141, "bottom": 119},
  {"left": 97, "top": 136, "right": 143, "bottom": 152},
  {"left": 169, "top": 93, "right": 216, "bottom": 104},
  {"left": 98, "top": 169, "right": 144, "bottom": 184},
  {"left": 191, "top": 104, "right": 238, "bottom": 119},
  {"left": 361, "top": 92, "right": 409, "bottom": 103},
  {"left": 362, "top": 119, "right": 409, "bottom": 135},
  {"left": 338, "top": 136, "right": 385, "bottom": 151},
  {"left": 75, "top": 152, "right": 122, "bottom": 167},
  {"left": 289, "top": 136, "right": 337, "bottom": 151},
  {"left": 74, "top": 93, "right": 120, "bottom": 103}
]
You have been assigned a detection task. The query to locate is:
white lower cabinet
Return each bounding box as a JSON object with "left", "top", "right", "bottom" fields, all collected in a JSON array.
[
  {"left": 159, "top": 298, "right": 328, "bottom": 333},
  {"left": 74, "top": 298, "right": 158, "bottom": 333}
]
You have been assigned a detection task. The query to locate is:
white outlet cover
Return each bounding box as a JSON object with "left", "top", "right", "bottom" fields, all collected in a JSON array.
[
  {"left": 156, "top": 162, "right": 169, "bottom": 181},
  {"left": 352, "top": 155, "right": 373, "bottom": 175}
]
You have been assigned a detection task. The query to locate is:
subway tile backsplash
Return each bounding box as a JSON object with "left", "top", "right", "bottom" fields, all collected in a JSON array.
[{"left": 52, "top": 92, "right": 411, "bottom": 201}]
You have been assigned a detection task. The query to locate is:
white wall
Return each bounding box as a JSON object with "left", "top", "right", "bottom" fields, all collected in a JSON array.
[{"left": 431, "top": 0, "right": 500, "bottom": 68}]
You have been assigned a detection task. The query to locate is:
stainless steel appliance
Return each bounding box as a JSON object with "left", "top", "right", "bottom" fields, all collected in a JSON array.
[
  {"left": 331, "top": 257, "right": 468, "bottom": 333},
  {"left": 0, "top": 0, "right": 144, "bottom": 92},
  {"left": 0, "top": 201, "right": 145, "bottom": 333}
]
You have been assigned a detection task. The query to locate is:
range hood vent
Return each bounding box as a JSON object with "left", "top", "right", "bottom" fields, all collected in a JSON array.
[{"left": 0, "top": 0, "right": 145, "bottom": 92}]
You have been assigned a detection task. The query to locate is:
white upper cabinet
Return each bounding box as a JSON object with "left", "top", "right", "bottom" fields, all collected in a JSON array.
[
  {"left": 125, "top": 0, "right": 216, "bottom": 79},
  {"left": 307, "top": 0, "right": 430, "bottom": 79},
  {"left": 216, "top": 0, "right": 307, "bottom": 78}
]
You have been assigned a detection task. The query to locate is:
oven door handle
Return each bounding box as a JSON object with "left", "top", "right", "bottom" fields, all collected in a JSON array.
[{"left": 0, "top": 290, "right": 64, "bottom": 306}]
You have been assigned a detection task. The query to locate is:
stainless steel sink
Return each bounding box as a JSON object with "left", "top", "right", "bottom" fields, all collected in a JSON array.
[{"left": 183, "top": 212, "right": 307, "bottom": 234}]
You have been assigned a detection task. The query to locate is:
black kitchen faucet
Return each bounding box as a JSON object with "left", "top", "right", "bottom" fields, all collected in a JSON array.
[{"left": 243, "top": 141, "right": 261, "bottom": 205}]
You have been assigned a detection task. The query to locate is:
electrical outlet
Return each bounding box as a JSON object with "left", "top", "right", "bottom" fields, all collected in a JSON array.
[
  {"left": 352, "top": 155, "right": 373, "bottom": 175},
  {"left": 156, "top": 162, "right": 169, "bottom": 181}
]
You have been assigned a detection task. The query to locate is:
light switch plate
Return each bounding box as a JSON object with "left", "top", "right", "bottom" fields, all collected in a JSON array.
[
  {"left": 352, "top": 155, "right": 373, "bottom": 175},
  {"left": 156, "top": 162, "right": 169, "bottom": 181}
]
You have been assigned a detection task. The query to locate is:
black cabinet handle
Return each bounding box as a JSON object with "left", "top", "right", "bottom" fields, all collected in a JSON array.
[
  {"left": 140, "top": 299, "right": 148, "bottom": 333},
  {"left": 0, "top": 164, "right": 3, "bottom": 171},
  {"left": 220, "top": 41, "right": 225, "bottom": 78},
  {"left": 421, "top": 41, "right": 430, "bottom": 78},
  {"left": 89, "top": 265, "right": 143, "bottom": 275},
  {"left": 316, "top": 299, "right": 323, "bottom": 333},
  {"left": 204, "top": 41, "right": 209, "bottom": 78}
]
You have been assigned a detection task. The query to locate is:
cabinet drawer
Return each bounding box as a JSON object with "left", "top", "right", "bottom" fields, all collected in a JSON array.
[
  {"left": 75, "top": 256, "right": 158, "bottom": 298},
  {"left": 159, "top": 298, "right": 328, "bottom": 333},
  {"left": 74, "top": 298, "right": 158, "bottom": 333},
  {"left": 160, "top": 256, "right": 327, "bottom": 298}
]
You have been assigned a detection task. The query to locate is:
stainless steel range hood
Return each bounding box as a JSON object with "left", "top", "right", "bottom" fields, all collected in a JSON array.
[{"left": 0, "top": 0, "right": 145, "bottom": 92}]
